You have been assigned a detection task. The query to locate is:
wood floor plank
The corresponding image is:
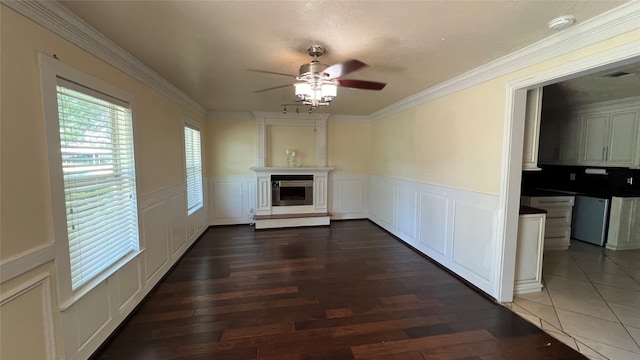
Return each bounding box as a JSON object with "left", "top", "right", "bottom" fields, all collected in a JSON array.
[
  {"left": 93, "top": 220, "right": 586, "bottom": 360},
  {"left": 350, "top": 330, "right": 496, "bottom": 358},
  {"left": 181, "top": 286, "right": 299, "bottom": 303}
]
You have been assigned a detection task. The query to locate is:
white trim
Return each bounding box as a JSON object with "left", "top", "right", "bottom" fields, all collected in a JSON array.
[
  {"left": 4, "top": 0, "right": 206, "bottom": 116},
  {"left": 328, "top": 115, "right": 371, "bottom": 122},
  {"left": 252, "top": 112, "right": 330, "bottom": 168},
  {"left": 38, "top": 53, "right": 143, "bottom": 308},
  {"left": 208, "top": 111, "right": 253, "bottom": 121},
  {"left": 0, "top": 243, "right": 56, "bottom": 284},
  {"left": 495, "top": 41, "right": 640, "bottom": 302},
  {"left": 138, "top": 183, "right": 184, "bottom": 210},
  {"left": 371, "top": 1, "right": 640, "bottom": 121},
  {"left": 0, "top": 271, "right": 57, "bottom": 360}
]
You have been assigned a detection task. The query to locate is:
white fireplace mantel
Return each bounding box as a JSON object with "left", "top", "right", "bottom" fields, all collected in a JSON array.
[
  {"left": 250, "top": 167, "right": 334, "bottom": 217},
  {"left": 250, "top": 167, "right": 334, "bottom": 174}
]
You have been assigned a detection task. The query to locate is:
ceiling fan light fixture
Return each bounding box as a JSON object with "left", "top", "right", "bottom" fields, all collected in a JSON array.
[{"left": 294, "top": 81, "right": 337, "bottom": 107}]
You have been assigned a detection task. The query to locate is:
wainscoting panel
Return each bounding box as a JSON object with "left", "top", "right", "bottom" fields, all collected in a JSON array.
[
  {"left": 0, "top": 270, "right": 56, "bottom": 360},
  {"left": 330, "top": 174, "right": 368, "bottom": 220},
  {"left": 141, "top": 201, "right": 169, "bottom": 283},
  {"left": 368, "top": 175, "right": 499, "bottom": 298},
  {"left": 452, "top": 201, "right": 497, "bottom": 284},
  {"left": 116, "top": 258, "right": 141, "bottom": 313},
  {"left": 169, "top": 193, "right": 187, "bottom": 256},
  {"left": 396, "top": 187, "right": 418, "bottom": 245},
  {"left": 369, "top": 177, "right": 397, "bottom": 229},
  {"left": 209, "top": 176, "right": 256, "bottom": 225},
  {"left": 213, "top": 181, "right": 244, "bottom": 220},
  {"left": 73, "top": 282, "right": 110, "bottom": 348},
  {"left": 418, "top": 193, "right": 449, "bottom": 258}
]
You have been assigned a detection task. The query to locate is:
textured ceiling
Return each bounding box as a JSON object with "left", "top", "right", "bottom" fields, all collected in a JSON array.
[
  {"left": 58, "top": 0, "right": 629, "bottom": 115},
  {"left": 544, "top": 62, "right": 640, "bottom": 110}
]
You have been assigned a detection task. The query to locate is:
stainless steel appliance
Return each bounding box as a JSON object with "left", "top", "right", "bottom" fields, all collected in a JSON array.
[
  {"left": 272, "top": 176, "right": 313, "bottom": 206},
  {"left": 571, "top": 195, "right": 610, "bottom": 246}
]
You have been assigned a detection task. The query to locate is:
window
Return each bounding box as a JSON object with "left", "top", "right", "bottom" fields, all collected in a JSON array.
[
  {"left": 56, "top": 78, "right": 139, "bottom": 291},
  {"left": 184, "top": 125, "right": 203, "bottom": 215}
]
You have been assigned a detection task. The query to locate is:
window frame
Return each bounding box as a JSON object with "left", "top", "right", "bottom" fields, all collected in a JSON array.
[
  {"left": 39, "top": 54, "right": 141, "bottom": 308},
  {"left": 183, "top": 118, "right": 204, "bottom": 216}
]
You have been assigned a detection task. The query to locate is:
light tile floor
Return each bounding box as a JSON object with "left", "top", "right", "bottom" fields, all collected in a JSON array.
[{"left": 505, "top": 241, "right": 640, "bottom": 360}]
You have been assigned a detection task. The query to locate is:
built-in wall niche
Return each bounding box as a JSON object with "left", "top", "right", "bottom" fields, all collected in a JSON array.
[
  {"left": 253, "top": 112, "right": 329, "bottom": 167},
  {"left": 267, "top": 125, "right": 316, "bottom": 167}
]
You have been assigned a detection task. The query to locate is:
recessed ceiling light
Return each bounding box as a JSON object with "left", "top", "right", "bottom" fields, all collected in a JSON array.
[{"left": 548, "top": 15, "right": 575, "bottom": 31}]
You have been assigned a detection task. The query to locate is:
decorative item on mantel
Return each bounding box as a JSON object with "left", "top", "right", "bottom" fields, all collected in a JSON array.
[{"left": 285, "top": 149, "right": 301, "bottom": 167}]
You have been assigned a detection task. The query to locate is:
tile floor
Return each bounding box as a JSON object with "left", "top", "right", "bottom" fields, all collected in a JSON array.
[{"left": 505, "top": 241, "right": 640, "bottom": 360}]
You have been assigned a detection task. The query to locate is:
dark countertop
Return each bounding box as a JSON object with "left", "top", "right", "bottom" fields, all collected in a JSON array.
[
  {"left": 520, "top": 206, "right": 547, "bottom": 215},
  {"left": 522, "top": 187, "right": 640, "bottom": 199}
]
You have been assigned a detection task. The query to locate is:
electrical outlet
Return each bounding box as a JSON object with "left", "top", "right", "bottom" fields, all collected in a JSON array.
[
  {"left": 569, "top": 173, "right": 576, "bottom": 181},
  {"left": 627, "top": 177, "right": 634, "bottom": 185}
]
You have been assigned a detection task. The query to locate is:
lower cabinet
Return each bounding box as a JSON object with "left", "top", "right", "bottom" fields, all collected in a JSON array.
[
  {"left": 521, "top": 195, "right": 575, "bottom": 251},
  {"left": 515, "top": 212, "right": 546, "bottom": 294},
  {"left": 607, "top": 197, "right": 640, "bottom": 250}
]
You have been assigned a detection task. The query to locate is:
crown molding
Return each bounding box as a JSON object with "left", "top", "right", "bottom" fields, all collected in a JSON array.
[
  {"left": 371, "top": 1, "right": 640, "bottom": 121},
  {"left": 329, "top": 115, "right": 371, "bottom": 123},
  {"left": 251, "top": 111, "right": 331, "bottom": 121},
  {"left": 4, "top": 0, "right": 207, "bottom": 116},
  {"left": 207, "top": 111, "right": 254, "bottom": 121}
]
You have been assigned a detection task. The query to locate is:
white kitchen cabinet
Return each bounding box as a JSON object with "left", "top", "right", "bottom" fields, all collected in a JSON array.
[
  {"left": 606, "top": 197, "right": 640, "bottom": 250},
  {"left": 538, "top": 115, "right": 582, "bottom": 165},
  {"left": 514, "top": 212, "right": 546, "bottom": 294},
  {"left": 522, "top": 88, "right": 543, "bottom": 171},
  {"left": 608, "top": 109, "right": 639, "bottom": 166},
  {"left": 521, "top": 195, "right": 574, "bottom": 250},
  {"left": 581, "top": 109, "right": 639, "bottom": 167},
  {"left": 582, "top": 113, "right": 609, "bottom": 163},
  {"left": 539, "top": 97, "right": 640, "bottom": 168},
  {"left": 538, "top": 117, "right": 560, "bottom": 164}
]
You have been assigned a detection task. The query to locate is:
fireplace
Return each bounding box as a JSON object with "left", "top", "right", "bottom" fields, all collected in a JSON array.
[{"left": 271, "top": 175, "right": 313, "bottom": 206}]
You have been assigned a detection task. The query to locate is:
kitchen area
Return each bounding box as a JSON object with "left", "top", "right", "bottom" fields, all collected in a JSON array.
[{"left": 511, "top": 62, "right": 640, "bottom": 359}]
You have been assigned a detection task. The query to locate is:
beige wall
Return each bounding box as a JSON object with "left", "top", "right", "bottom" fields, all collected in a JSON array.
[
  {"left": 371, "top": 29, "right": 640, "bottom": 195},
  {"left": 206, "top": 117, "right": 371, "bottom": 175},
  {"left": 206, "top": 116, "right": 257, "bottom": 176},
  {"left": 328, "top": 121, "right": 370, "bottom": 174},
  {"left": 267, "top": 125, "right": 316, "bottom": 167},
  {"left": 0, "top": 6, "right": 204, "bottom": 259}
]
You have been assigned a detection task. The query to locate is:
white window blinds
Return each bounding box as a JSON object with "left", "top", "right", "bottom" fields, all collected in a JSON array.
[
  {"left": 56, "top": 78, "right": 139, "bottom": 291},
  {"left": 184, "top": 125, "right": 203, "bottom": 215}
]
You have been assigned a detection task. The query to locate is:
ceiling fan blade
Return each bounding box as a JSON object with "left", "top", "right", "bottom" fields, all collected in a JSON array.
[
  {"left": 324, "top": 59, "right": 367, "bottom": 79},
  {"left": 253, "top": 84, "right": 293, "bottom": 93},
  {"left": 337, "top": 79, "right": 386, "bottom": 90},
  {"left": 247, "top": 69, "right": 297, "bottom": 78}
]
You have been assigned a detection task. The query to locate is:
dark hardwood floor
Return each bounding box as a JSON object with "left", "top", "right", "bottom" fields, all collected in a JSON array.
[{"left": 94, "top": 220, "right": 585, "bottom": 359}]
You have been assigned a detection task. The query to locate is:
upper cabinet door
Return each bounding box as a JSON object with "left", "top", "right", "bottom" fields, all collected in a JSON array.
[
  {"left": 608, "top": 109, "right": 640, "bottom": 165},
  {"left": 522, "top": 88, "right": 543, "bottom": 171},
  {"left": 582, "top": 113, "right": 609, "bottom": 163},
  {"left": 538, "top": 116, "right": 560, "bottom": 164},
  {"left": 558, "top": 116, "right": 582, "bottom": 164}
]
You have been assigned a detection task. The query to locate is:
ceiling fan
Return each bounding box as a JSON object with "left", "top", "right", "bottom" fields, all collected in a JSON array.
[{"left": 249, "top": 45, "right": 386, "bottom": 107}]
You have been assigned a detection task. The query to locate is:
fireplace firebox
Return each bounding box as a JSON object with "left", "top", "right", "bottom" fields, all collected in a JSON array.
[{"left": 271, "top": 175, "right": 313, "bottom": 206}]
